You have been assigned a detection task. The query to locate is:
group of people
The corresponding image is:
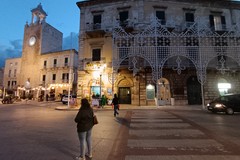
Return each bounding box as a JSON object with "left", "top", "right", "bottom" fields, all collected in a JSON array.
[
  {"left": 91, "top": 93, "right": 108, "bottom": 108},
  {"left": 74, "top": 93, "right": 119, "bottom": 160}
]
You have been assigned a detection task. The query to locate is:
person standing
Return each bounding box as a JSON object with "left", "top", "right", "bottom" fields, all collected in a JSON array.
[
  {"left": 112, "top": 93, "right": 119, "bottom": 117},
  {"left": 101, "top": 95, "right": 107, "bottom": 108},
  {"left": 46, "top": 94, "right": 49, "bottom": 102},
  {"left": 74, "top": 98, "right": 94, "bottom": 160}
]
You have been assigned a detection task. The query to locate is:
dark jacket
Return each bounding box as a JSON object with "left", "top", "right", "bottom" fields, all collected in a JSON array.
[
  {"left": 112, "top": 97, "right": 119, "bottom": 105},
  {"left": 74, "top": 107, "right": 94, "bottom": 132}
]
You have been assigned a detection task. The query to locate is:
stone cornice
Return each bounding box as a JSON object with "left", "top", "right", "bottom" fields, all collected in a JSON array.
[
  {"left": 76, "top": 0, "right": 240, "bottom": 9},
  {"left": 76, "top": 0, "right": 126, "bottom": 8}
]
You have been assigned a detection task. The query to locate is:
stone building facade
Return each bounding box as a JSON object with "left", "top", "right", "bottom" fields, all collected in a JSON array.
[
  {"left": 3, "top": 58, "right": 22, "bottom": 93},
  {"left": 3, "top": 4, "right": 78, "bottom": 100},
  {"left": 0, "top": 67, "right": 4, "bottom": 97},
  {"left": 76, "top": 0, "right": 240, "bottom": 106}
]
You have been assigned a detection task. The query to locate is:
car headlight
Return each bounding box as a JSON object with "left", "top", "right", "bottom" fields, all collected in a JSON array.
[
  {"left": 207, "top": 103, "right": 210, "bottom": 107},
  {"left": 215, "top": 104, "right": 223, "bottom": 108}
]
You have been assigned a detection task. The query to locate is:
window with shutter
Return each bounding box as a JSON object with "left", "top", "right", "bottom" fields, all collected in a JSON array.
[
  {"left": 92, "top": 49, "right": 101, "bottom": 61},
  {"left": 44, "top": 60, "right": 47, "bottom": 68},
  {"left": 93, "top": 14, "right": 101, "bottom": 29},
  {"left": 53, "top": 59, "right": 57, "bottom": 67},
  {"left": 42, "top": 75, "right": 46, "bottom": 81},
  {"left": 119, "top": 11, "right": 128, "bottom": 27},
  {"left": 64, "top": 58, "right": 68, "bottom": 66},
  {"left": 209, "top": 14, "right": 226, "bottom": 31},
  {"left": 185, "top": 12, "right": 194, "bottom": 27},
  {"left": 186, "top": 13, "right": 194, "bottom": 22},
  {"left": 156, "top": 11, "right": 166, "bottom": 25},
  {"left": 52, "top": 74, "right": 56, "bottom": 81}
]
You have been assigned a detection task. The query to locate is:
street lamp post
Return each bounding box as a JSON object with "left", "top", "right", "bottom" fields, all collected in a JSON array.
[
  {"left": 67, "top": 69, "right": 74, "bottom": 108},
  {"left": 99, "top": 74, "right": 102, "bottom": 107},
  {"left": 99, "top": 64, "right": 106, "bottom": 107},
  {"left": 100, "top": 74, "right": 102, "bottom": 98}
]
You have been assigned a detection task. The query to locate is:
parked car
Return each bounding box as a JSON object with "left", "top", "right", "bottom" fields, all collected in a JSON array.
[
  {"left": 61, "top": 95, "right": 76, "bottom": 104},
  {"left": 207, "top": 94, "right": 240, "bottom": 115}
]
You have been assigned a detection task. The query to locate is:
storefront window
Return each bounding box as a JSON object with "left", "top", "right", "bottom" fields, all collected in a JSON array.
[
  {"left": 91, "top": 86, "right": 100, "bottom": 98},
  {"left": 218, "top": 83, "right": 231, "bottom": 95},
  {"left": 146, "top": 84, "right": 155, "bottom": 100}
]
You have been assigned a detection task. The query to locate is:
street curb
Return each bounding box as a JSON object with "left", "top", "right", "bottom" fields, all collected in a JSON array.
[
  {"left": 54, "top": 105, "right": 205, "bottom": 111},
  {"left": 55, "top": 106, "right": 79, "bottom": 111}
]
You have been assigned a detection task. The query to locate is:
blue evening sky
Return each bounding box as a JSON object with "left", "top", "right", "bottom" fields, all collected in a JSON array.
[
  {"left": 1, "top": 0, "right": 240, "bottom": 68},
  {"left": 0, "top": 0, "right": 82, "bottom": 67}
]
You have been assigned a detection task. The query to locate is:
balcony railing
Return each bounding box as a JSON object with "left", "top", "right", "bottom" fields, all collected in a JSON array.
[
  {"left": 62, "top": 79, "right": 69, "bottom": 83},
  {"left": 157, "top": 19, "right": 166, "bottom": 25},
  {"left": 185, "top": 22, "right": 195, "bottom": 28},
  {"left": 214, "top": 24, "right": 227, "bottom": 31},
  {"left": 86, "top": 23, "right": 103, "bottom": 31}
]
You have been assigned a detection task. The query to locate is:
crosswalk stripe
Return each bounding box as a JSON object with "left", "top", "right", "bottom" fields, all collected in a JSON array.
[
  {"left": 125, "top": 155, "right": 240, "bottom": 160},
  {"left": 131, "top": 119, "right": 183, "bottom": 122},
  {"left": 127, "top": 139, "right": 223, "bottom": 148},
  {"left": 124, "top": 110, "right": 238, "bottom": 160},
  {"left": 129, "top": 129, "right": 205, "bottom": 137},
  {"left": 130, "top": 123, "right": 191, "bottom": 128}
]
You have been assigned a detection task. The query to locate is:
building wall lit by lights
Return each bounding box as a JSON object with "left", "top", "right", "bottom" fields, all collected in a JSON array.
[
  {"left": 3, "top": 4, "right": 78, "bottom": 100},
  {"left": 76, "top": 0, "right": 240, "bottom": 106},
  {"left": 3, "top": 58, "right": 22, "bottom": 95}
]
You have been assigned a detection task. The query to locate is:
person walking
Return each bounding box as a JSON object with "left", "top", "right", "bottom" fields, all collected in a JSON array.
[
  {"left": 74, "top": 98, "right": 94, "bottom": 160},
  {"left": 112, "top": 93, "right": 119, "bottom": 117}
]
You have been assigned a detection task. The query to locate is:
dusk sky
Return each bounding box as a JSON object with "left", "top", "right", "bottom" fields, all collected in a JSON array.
[
  {"left": 0, "top": 0, "right": 82, "bottom": 67},
  {"left": 1, "top": 0, "right": 240, "bottom": 68}
]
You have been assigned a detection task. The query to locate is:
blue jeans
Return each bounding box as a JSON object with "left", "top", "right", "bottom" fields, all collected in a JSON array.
[
  {"left": 77, "top": 128, "right": 92, "bottom": 157},
  {"left": 114, "top": 104, "right": 119, "bottom": 116}
]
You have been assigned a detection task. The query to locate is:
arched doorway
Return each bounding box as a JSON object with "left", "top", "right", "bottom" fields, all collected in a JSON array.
[
  {"left": 117, "top": 78, "right": 132, "bottom": 104},
  {"left": 118, "top": 87, "right": 131, "bottom": 104},
  {"left": 187, "top": 76, "right": 202, "bottom": 105},
  {"left": 158, "top": 78, "right": 171, "bottom": 105}
]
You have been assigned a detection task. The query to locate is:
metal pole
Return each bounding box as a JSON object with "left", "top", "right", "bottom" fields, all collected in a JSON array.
[
  {"left": 3, "top": 87, "right": 5, "bottom": 99},
  {"left": 100, "top": 74, "right": 102, "bottom": 98},
  {"left": 99, "top": 74, "right": 102, "bottom": 107},
  {"left": 154, "top": 20, "right": 159, "bottom": 107},
  {"left": 68, "top": 68, "right": 72, "bottom": 108},
  {"left": 44, "top": 84, "right": 47, "bottom": 101},
  {"left": 68, "top": 34, "right": 73, "bottom": 108},
  {"left": 139, "top": 76, "right": 140, "bottom": 106},
  {"left": 112, "top": 72, "right": 114, "bottom": 96},
  {"left": 197, "top": 20, "right": 205, "bottom": 110},
  {"left": 201, "top": 82, "right": 205, "bottom": 110}
]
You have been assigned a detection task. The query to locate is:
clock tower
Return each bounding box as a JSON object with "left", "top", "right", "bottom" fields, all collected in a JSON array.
[{"left": 20, "top": 3, "right": 63, "bottom": 89}]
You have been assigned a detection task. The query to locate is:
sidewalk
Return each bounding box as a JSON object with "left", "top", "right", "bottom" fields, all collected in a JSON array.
[
  {"left": 55, "top": 103, "right": 205, "bottom": 111},
  {"left": 11, "top": 99, "right": 205, "bottom": 111}
]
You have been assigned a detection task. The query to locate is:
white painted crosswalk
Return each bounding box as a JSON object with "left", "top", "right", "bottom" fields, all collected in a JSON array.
[
  {"left": 129, "top": 129, "right": 205, "bottom": 137},
  {"left": 125, "top": 155, "right": 240, "bottom": 160},
  {"left": 124, "top": 110, "right": 240, "bottom": 160}
]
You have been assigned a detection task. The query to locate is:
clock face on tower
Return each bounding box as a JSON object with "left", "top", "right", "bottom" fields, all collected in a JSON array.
[{"left": 29, "top": 36, "right": 36, "bottom": 46}]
